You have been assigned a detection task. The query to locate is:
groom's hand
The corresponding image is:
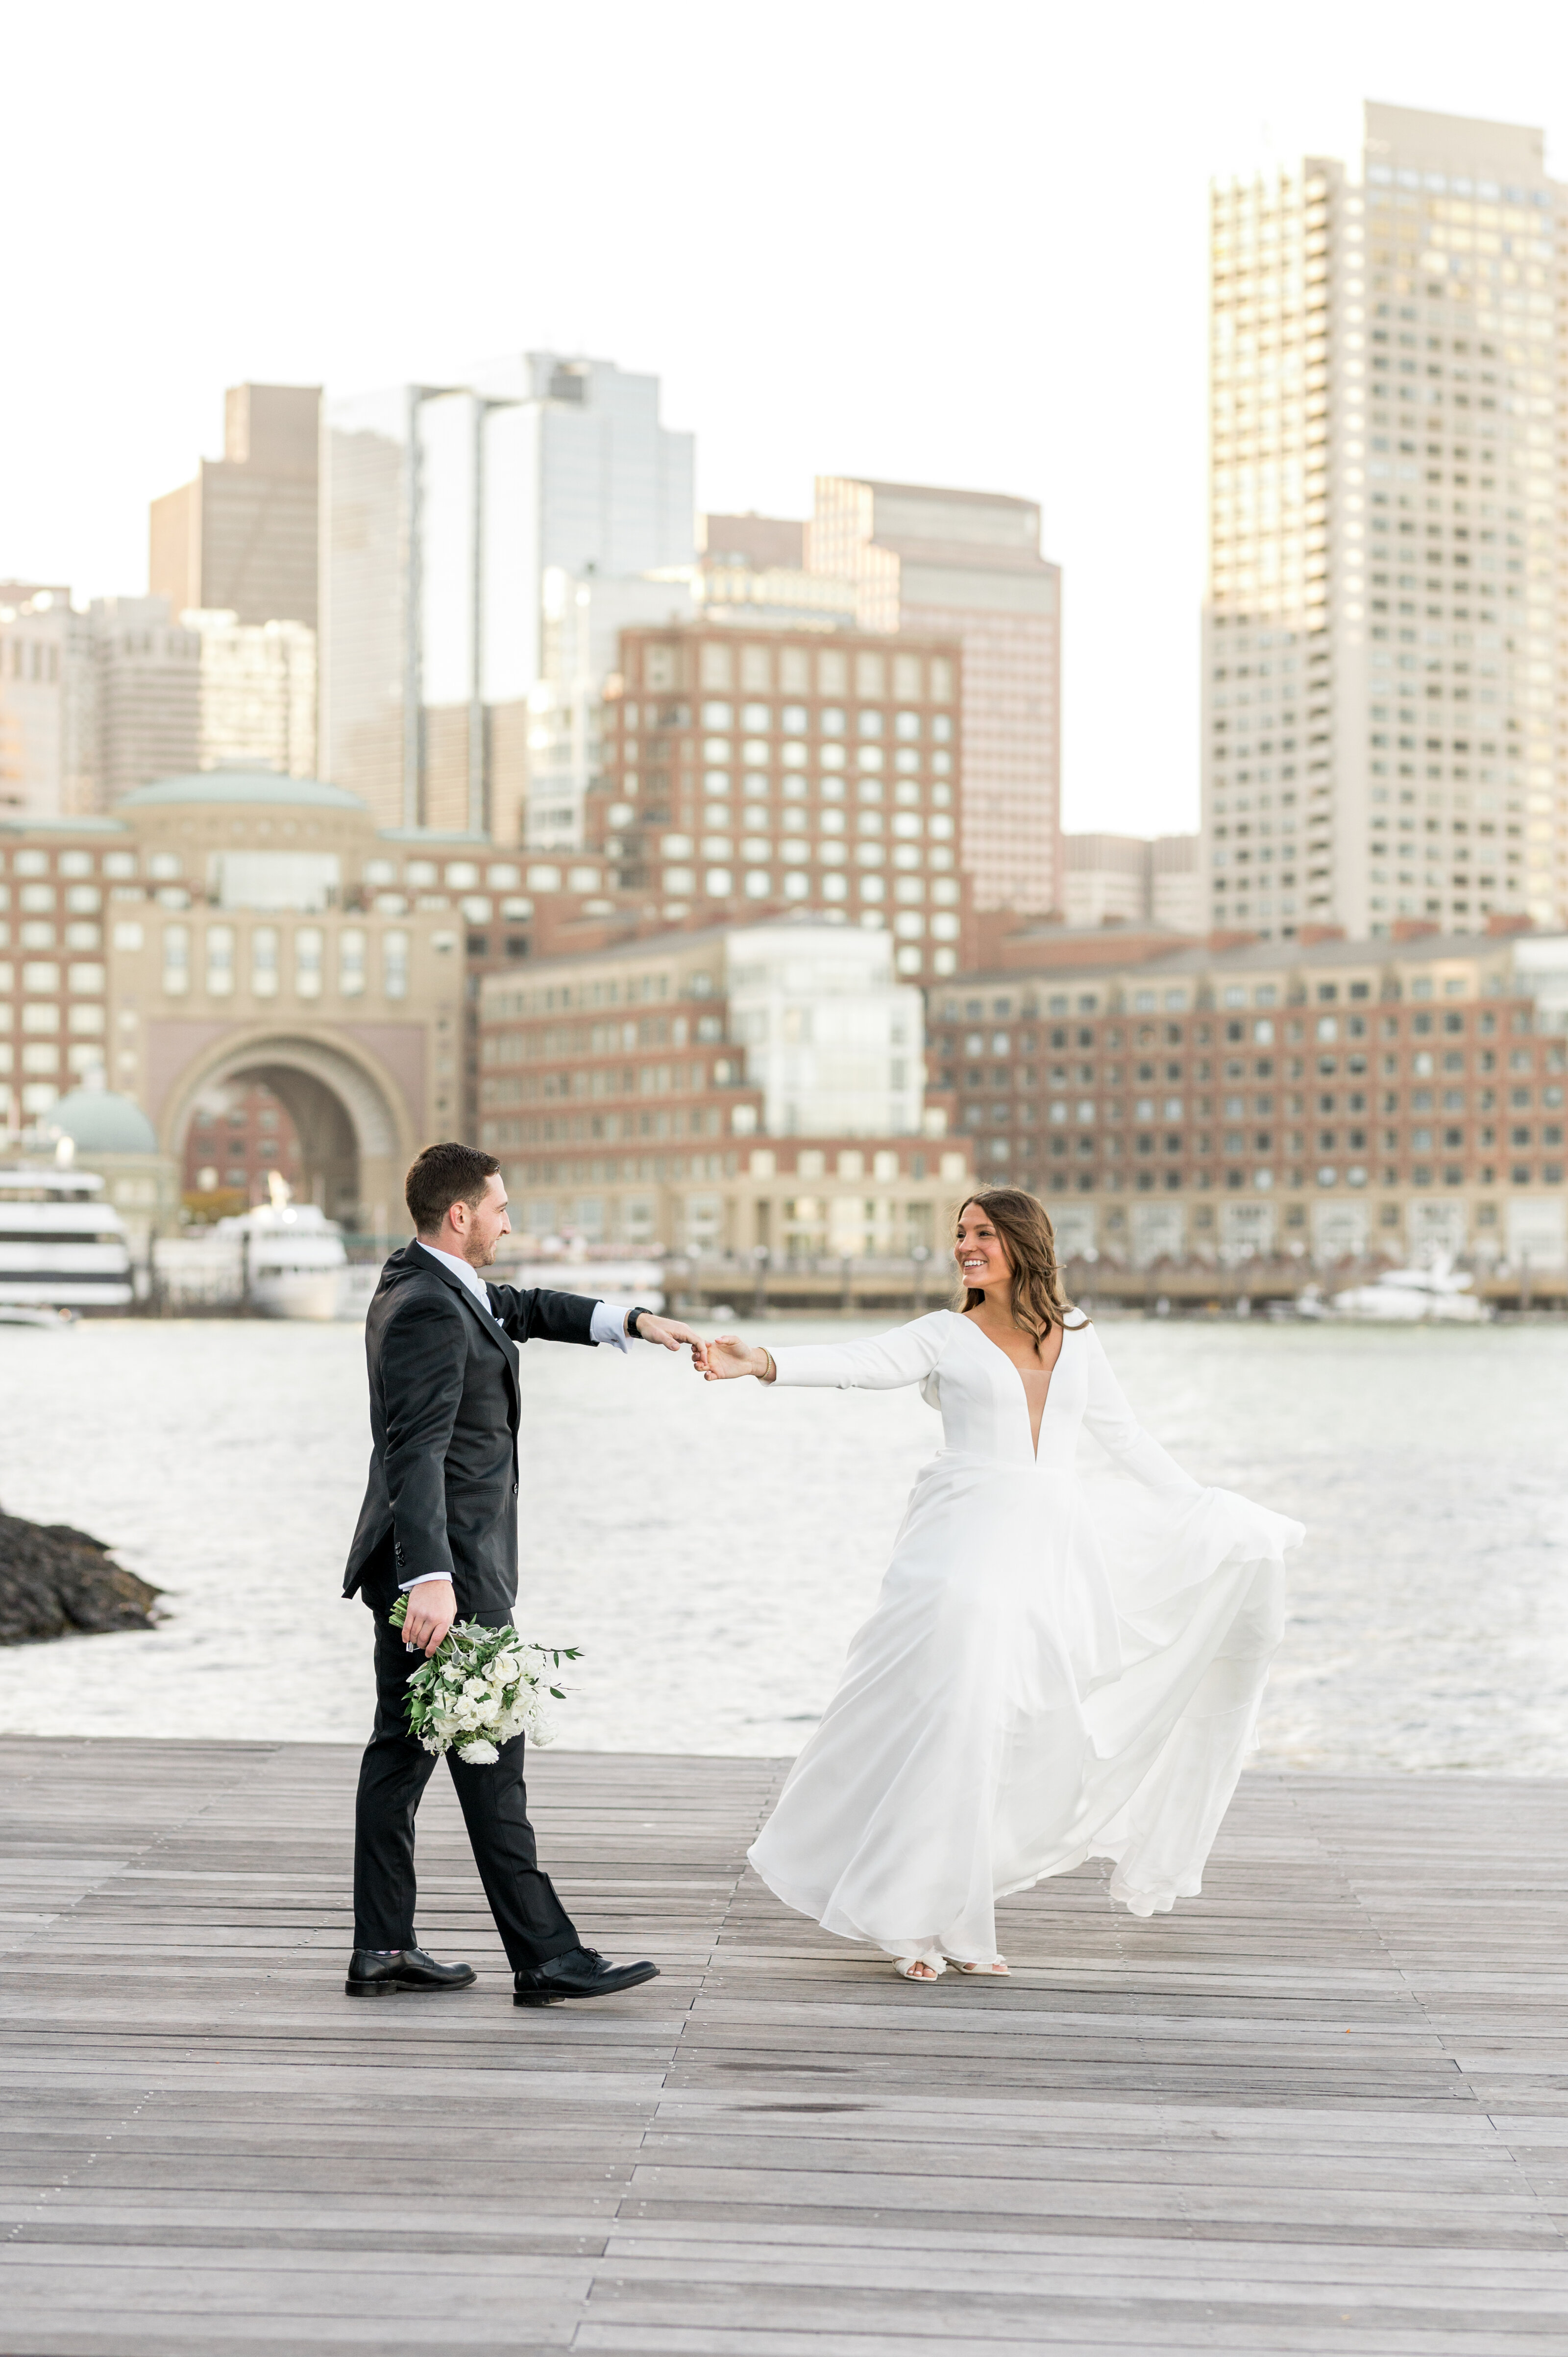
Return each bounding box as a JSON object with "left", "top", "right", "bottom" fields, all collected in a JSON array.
[
  {"left": 630, "top": 1312, "right": 711, "bottom": 1370},
  {"left": 401, "top": 1579, "right": 457, "bottom": 1657}
]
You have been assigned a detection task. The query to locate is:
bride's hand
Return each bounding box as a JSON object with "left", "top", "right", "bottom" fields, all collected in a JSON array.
[{"left": 703, "top": 1335, "right": 772, "bottom": 1382}]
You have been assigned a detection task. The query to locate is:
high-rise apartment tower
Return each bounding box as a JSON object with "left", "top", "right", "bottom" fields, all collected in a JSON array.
[
  {"left": 808, "top": 478, "right": 1061, "bottom": 917},
  {"left": 1203, "top": 102, "right": 1568, "bottom": 942}
]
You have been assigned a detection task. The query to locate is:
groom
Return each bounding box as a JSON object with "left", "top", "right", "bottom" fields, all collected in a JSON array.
[{"left": 342, "top": 1141, "right": 705, "bottom": 2004}]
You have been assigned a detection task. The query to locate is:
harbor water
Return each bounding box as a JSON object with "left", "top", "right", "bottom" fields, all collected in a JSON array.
[{"left": 0, "top": 1315, "right": 1564, "bottom": 1771}]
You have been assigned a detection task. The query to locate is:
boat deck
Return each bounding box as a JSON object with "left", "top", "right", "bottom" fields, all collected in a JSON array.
[{"left": 3, "top": 1738, "right": 1567, "bottom": 2354}]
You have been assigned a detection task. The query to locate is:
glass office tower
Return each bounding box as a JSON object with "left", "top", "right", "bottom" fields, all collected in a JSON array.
[{"left": 320, "top": 355, "right": 694, "bottom": 842}]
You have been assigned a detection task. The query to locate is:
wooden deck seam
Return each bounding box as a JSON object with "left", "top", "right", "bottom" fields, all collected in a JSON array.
[{"left": 576, "top": 1756, "right": 792, "bottom": 2344}]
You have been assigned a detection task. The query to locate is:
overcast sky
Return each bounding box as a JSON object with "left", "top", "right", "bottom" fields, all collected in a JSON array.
[{"left": 6, "top": 0, "right": 1568, "bottom": 835}]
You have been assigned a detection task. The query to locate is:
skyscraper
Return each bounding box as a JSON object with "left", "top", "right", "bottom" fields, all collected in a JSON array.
[
  {"left": 1203, "top": 102, "right": 1567, "bottom": 942},
  {"left": 186, "top": 611, "right": 318, "bottom": 779},
  {"left": 318, "top": 354, "right": 693, "bottom": 844},
  {"left": 0, "top": 586, "right": 97, "bottom": 819},
  {"left": 150, "top": 385, "right": 320, "bottom": 630},
  {"left": 1, "top": 590, "right": 205, "bottom": 815},
  {"left": 1062, "top": 833, "right": 1203, "bottom": 933},
  {"left": 808, "top": 478, "right": 1061, "bottom": 917},
  {"left": 91, "top": 596, "right": 201, "bottom": 802}
]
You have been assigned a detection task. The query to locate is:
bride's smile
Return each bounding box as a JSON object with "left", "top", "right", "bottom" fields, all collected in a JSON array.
[{"left": 955, "top": 1208, "right": 1007, "bottom": 1288}]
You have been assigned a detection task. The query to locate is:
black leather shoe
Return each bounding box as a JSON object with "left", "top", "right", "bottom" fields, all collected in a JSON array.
[
  {"left": 345, "top": 1945, "right": 478, "bottom": 1996},
  {"left": 513, "top": 1945, "right": 660, "bottom": 2005}
]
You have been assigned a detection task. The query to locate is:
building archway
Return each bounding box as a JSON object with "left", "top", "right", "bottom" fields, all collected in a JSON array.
[{"left": 161, "top": 1032, "right": 415, "bottom": 1231}]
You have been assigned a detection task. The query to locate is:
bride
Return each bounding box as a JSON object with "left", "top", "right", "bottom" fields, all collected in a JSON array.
[{"left": 701, "top": 1188, "right": 1302, "bottom": 1982}]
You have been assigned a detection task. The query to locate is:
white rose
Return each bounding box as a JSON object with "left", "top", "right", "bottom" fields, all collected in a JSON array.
[{"left": 457, "top": 1738, "right": 499, "bottom": 1765}]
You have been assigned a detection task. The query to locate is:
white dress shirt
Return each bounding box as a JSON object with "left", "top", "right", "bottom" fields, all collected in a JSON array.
[{"left": 399, "top": 1243, "right": 638, "bottom": 1590}]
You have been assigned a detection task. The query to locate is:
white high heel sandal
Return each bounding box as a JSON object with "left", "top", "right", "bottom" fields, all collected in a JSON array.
[
  {"left": 954, "top": 1957, "right": 1010, "bottom": 1975},
  {"left": 893, "top": 1953, "right": 944, "bottom": 1980}
]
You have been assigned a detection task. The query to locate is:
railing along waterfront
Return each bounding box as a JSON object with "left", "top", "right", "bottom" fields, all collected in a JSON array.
[{"left": 658, "top": 1250, "right": 1567, "bottom": 1317}]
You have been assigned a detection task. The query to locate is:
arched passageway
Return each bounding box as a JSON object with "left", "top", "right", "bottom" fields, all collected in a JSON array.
[{"left": 163, "top": 1033, "right": 413, "bottom": 1231}]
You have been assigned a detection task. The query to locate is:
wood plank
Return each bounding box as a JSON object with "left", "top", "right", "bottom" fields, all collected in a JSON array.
[{"left": 1, "top": 1741, "right": 1567, "bottom": 2351}]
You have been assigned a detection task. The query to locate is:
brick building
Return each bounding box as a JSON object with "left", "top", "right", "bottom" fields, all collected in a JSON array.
[
  {"left": 184, "top": 1079, "right": 305, "bottom": 1207},
  {"left": 807, "top": 477, "right": 1062, "bottom": 917},
  {"left": 930, "top": 921, "right": 1568, "bottom": 1267},
  {"left": 584, "top": 623, "right": 966, "bottom": 985},
  {"left": 478, "top": 920, "right": 970, "bottom": 1254},
  {"left": 0, "top": 771, "right": 485, "bottom": 1230}
]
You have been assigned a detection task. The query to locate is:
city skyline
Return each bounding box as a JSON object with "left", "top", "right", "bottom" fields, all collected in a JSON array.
[{"left": 11, "top": 4, "right": 1568, "bottom": 843}]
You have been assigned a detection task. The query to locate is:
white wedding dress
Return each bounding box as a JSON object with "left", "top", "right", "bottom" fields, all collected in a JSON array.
[{"left": 748, "top": 1310, "right": 1302, "bottom": 1972}]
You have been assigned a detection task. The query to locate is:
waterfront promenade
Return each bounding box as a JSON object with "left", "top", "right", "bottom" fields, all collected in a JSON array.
[{"left": 2, "top": 1741, "right": 1568, "bottom": 2353}]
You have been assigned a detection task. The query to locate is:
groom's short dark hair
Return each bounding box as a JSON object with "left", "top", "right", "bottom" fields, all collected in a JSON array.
[{"left": 406, "top": 1142, "right": 501, "bottom": 1235}]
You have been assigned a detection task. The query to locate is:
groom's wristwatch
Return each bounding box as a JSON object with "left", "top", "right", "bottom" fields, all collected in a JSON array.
[{"left": 627, "top": 1306, "right": 657, "bottom": 1339}]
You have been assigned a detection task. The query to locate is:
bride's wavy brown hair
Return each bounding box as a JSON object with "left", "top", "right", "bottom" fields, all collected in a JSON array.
[{"left": 954, "top": 1188, "right": 1082, "bottom": 1339}]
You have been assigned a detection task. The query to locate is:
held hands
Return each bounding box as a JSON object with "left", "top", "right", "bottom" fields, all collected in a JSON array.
[
  {"left": 631, "top": 1311, "right": 713, "bottom": 1372},
  {"left": 623, "top": 1313, "right": 769, "bottom": 1381}
]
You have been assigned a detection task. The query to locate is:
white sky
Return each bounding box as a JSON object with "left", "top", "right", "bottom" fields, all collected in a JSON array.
[{"left": 6, "top": 0, "right": 1568, "bottom": 837}]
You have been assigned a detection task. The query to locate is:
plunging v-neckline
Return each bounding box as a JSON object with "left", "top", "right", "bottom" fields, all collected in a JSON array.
[{"left": 958, "top": 1312, "right": 1067, "bottom": 1459}]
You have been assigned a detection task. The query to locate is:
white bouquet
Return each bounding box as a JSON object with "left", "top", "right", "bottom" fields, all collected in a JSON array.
[{"left": 388, "top": 1595, "right": 580, "bottom": 1764}]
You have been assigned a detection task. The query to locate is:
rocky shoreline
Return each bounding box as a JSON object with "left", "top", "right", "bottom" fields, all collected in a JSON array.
[{"left": 0, "top": 1511, "right": 162, "bottom": 1646}]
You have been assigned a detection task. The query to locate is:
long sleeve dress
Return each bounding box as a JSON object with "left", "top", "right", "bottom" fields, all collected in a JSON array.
[{"left": 747, "top": 1309, "right": 1302, "bottom": 1973}]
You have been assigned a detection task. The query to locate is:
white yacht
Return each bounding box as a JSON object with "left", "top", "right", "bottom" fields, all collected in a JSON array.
[
  {"left": 1324, "top": 1253, "right": 1492, "bottom": 1324},
  {"left": 216, "top": 1174, "right": 348, "bottom": 1321},
  {"left": 0, "top": 1163, "right": 133, "bottom": 1313}
]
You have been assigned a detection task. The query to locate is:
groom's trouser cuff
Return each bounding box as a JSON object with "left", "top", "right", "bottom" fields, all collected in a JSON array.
[{"left": 352, "top": 1609, "right": 579, "bottom": 1968}]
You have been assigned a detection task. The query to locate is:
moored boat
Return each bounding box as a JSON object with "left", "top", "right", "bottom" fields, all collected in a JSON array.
[
  {"left": 0, "top": 1164, "right": 132, "bottom": 1312},
  {"left": 1320, "top": 1253, "right": 1492, "bottom": 1324},
  {"left": 214, "top": 1174, "right": 347, "bottom": 1320}
]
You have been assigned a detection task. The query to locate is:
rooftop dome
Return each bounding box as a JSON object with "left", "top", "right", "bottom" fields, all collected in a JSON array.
[
  {"left": 117, "top": 770, "right": 369, "bottom": 812},
  {"left": 49, "top": 1087, "right": 160, "bottom": 1155}
]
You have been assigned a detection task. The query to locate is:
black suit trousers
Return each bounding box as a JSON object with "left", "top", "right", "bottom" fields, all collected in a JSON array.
[{"left": 353, "top": 1601, "right": 579, "bottom": 1969}]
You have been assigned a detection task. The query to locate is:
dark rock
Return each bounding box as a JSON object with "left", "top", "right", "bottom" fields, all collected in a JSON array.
[{"left": 0, "top": 1510, "right": 163, "bottom": 1645}]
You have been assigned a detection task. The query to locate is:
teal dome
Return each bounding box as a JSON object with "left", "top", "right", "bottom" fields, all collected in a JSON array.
[
  {"left": 50, "top": 1087, "right": 159, "bottom": 1154},
  {"left": 117, "top": 770, "right": 368, "bottom": 812}
]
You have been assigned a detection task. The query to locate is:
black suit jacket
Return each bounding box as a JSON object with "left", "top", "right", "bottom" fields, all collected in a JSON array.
[{"left": 343, "top": 1241, "right": 600, "bottom": 1619}]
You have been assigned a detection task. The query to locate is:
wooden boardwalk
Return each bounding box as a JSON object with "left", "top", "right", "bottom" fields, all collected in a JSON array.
[{"left": 2, "top": 1741, "right": 1568, "bottom": 2355}]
